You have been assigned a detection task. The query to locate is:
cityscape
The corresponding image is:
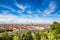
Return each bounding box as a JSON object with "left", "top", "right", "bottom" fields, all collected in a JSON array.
[
  {"left": 0, "top": 0, "right": 60, "bottom": 40},
  {"left": 0, "top": 24, "right": 50, "bottom": 33}
]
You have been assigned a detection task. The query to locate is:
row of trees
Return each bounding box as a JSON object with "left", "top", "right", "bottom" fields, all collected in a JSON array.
[{"left": 0, "top": 21, "right": 60, "bottom": 40}]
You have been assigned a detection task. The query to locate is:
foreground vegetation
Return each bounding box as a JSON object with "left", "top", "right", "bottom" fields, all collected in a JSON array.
[{"left": 0, "top": 21, "right": 60, "bottom": 40}]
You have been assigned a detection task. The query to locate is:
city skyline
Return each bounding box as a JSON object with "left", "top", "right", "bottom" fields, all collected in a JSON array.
[{"left": 0, "top": 0, "right": 60, "bottom": 24}]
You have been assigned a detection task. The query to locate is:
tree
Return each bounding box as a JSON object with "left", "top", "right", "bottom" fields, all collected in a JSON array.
[
  {"left": 19, "top": 30, "right": 33, "bottom": 40},
  {"left": 49, "top": 21, "right": 60, "bottom": 40},
  {"left": 1, "top": 32, "right": 11, "bottom": 40},
  {"left": 39, "top": 30, "right": 48, "bottom": 40},
  {"left": 33, "top": 32, "right": 41, "bottom": 40},
  {"left": 13, "top": 35, "right": 19, "bottom": 40}
]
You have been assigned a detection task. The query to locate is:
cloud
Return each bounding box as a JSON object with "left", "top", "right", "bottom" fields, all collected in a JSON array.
[
  {"left": 0, "top": 5, "right": 16, "bottom": 12},
  {"left": 0, "top": 11, "right": 31, "bottom": 24},
  {"left": 43, "top": 2, "right": 56, "bottom": 16},
  {"left": 36, "top": 9, "right": 42, "bottom": 13},
  {"left": 15, "top": 0, "right": 30, "bottom": 10},
  {"left": 0, "top": 14, "right": 17, "bottom": 22},
  {"left": 27, "top": 9, "right": 42, "bottom": 15},
  {"left": 26, "top": 10, "right": 40, "bottom": 18},
  {"left": 0, "top": 0, "right": 59, "bottom": 24},
  {"left": 14, "top": 0, "right": 31, "bottom": 14},
  {"left": 0, "top": 13, "right": 60, "bottom": 24},
  {"left": 0, "top": 4, "right": 26, "bottom": 14},
  {"left": 0, "top": 14, "right": 29, "bottom": 24},
  {"left": 16, "top": 3, "right": 27, "bottom": 10},
  {"left": 27, "top": 10, "right": 33, "bottom": 14},
  {"left": 0, "top": 11, "right": 55, "bottom": 24},
  {"left": 16, "top": 10, "right": 24, "bottom": 14},
  {"left": 1, "top": 11, "right": 9, "bottom": 15}
]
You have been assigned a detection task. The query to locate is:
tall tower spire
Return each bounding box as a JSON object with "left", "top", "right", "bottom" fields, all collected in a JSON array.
[{"left": 31, "top": 20, "right": 33, "bottom": 26}]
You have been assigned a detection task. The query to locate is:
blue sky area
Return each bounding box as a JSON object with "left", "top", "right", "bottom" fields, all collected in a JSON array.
[{"left": 0, "top": 0, "right": 60, "bottom": 24}]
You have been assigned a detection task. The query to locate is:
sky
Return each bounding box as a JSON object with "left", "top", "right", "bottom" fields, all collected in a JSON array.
[{"left": 0, "top": 0, "right": 60, "bottom": 24}]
